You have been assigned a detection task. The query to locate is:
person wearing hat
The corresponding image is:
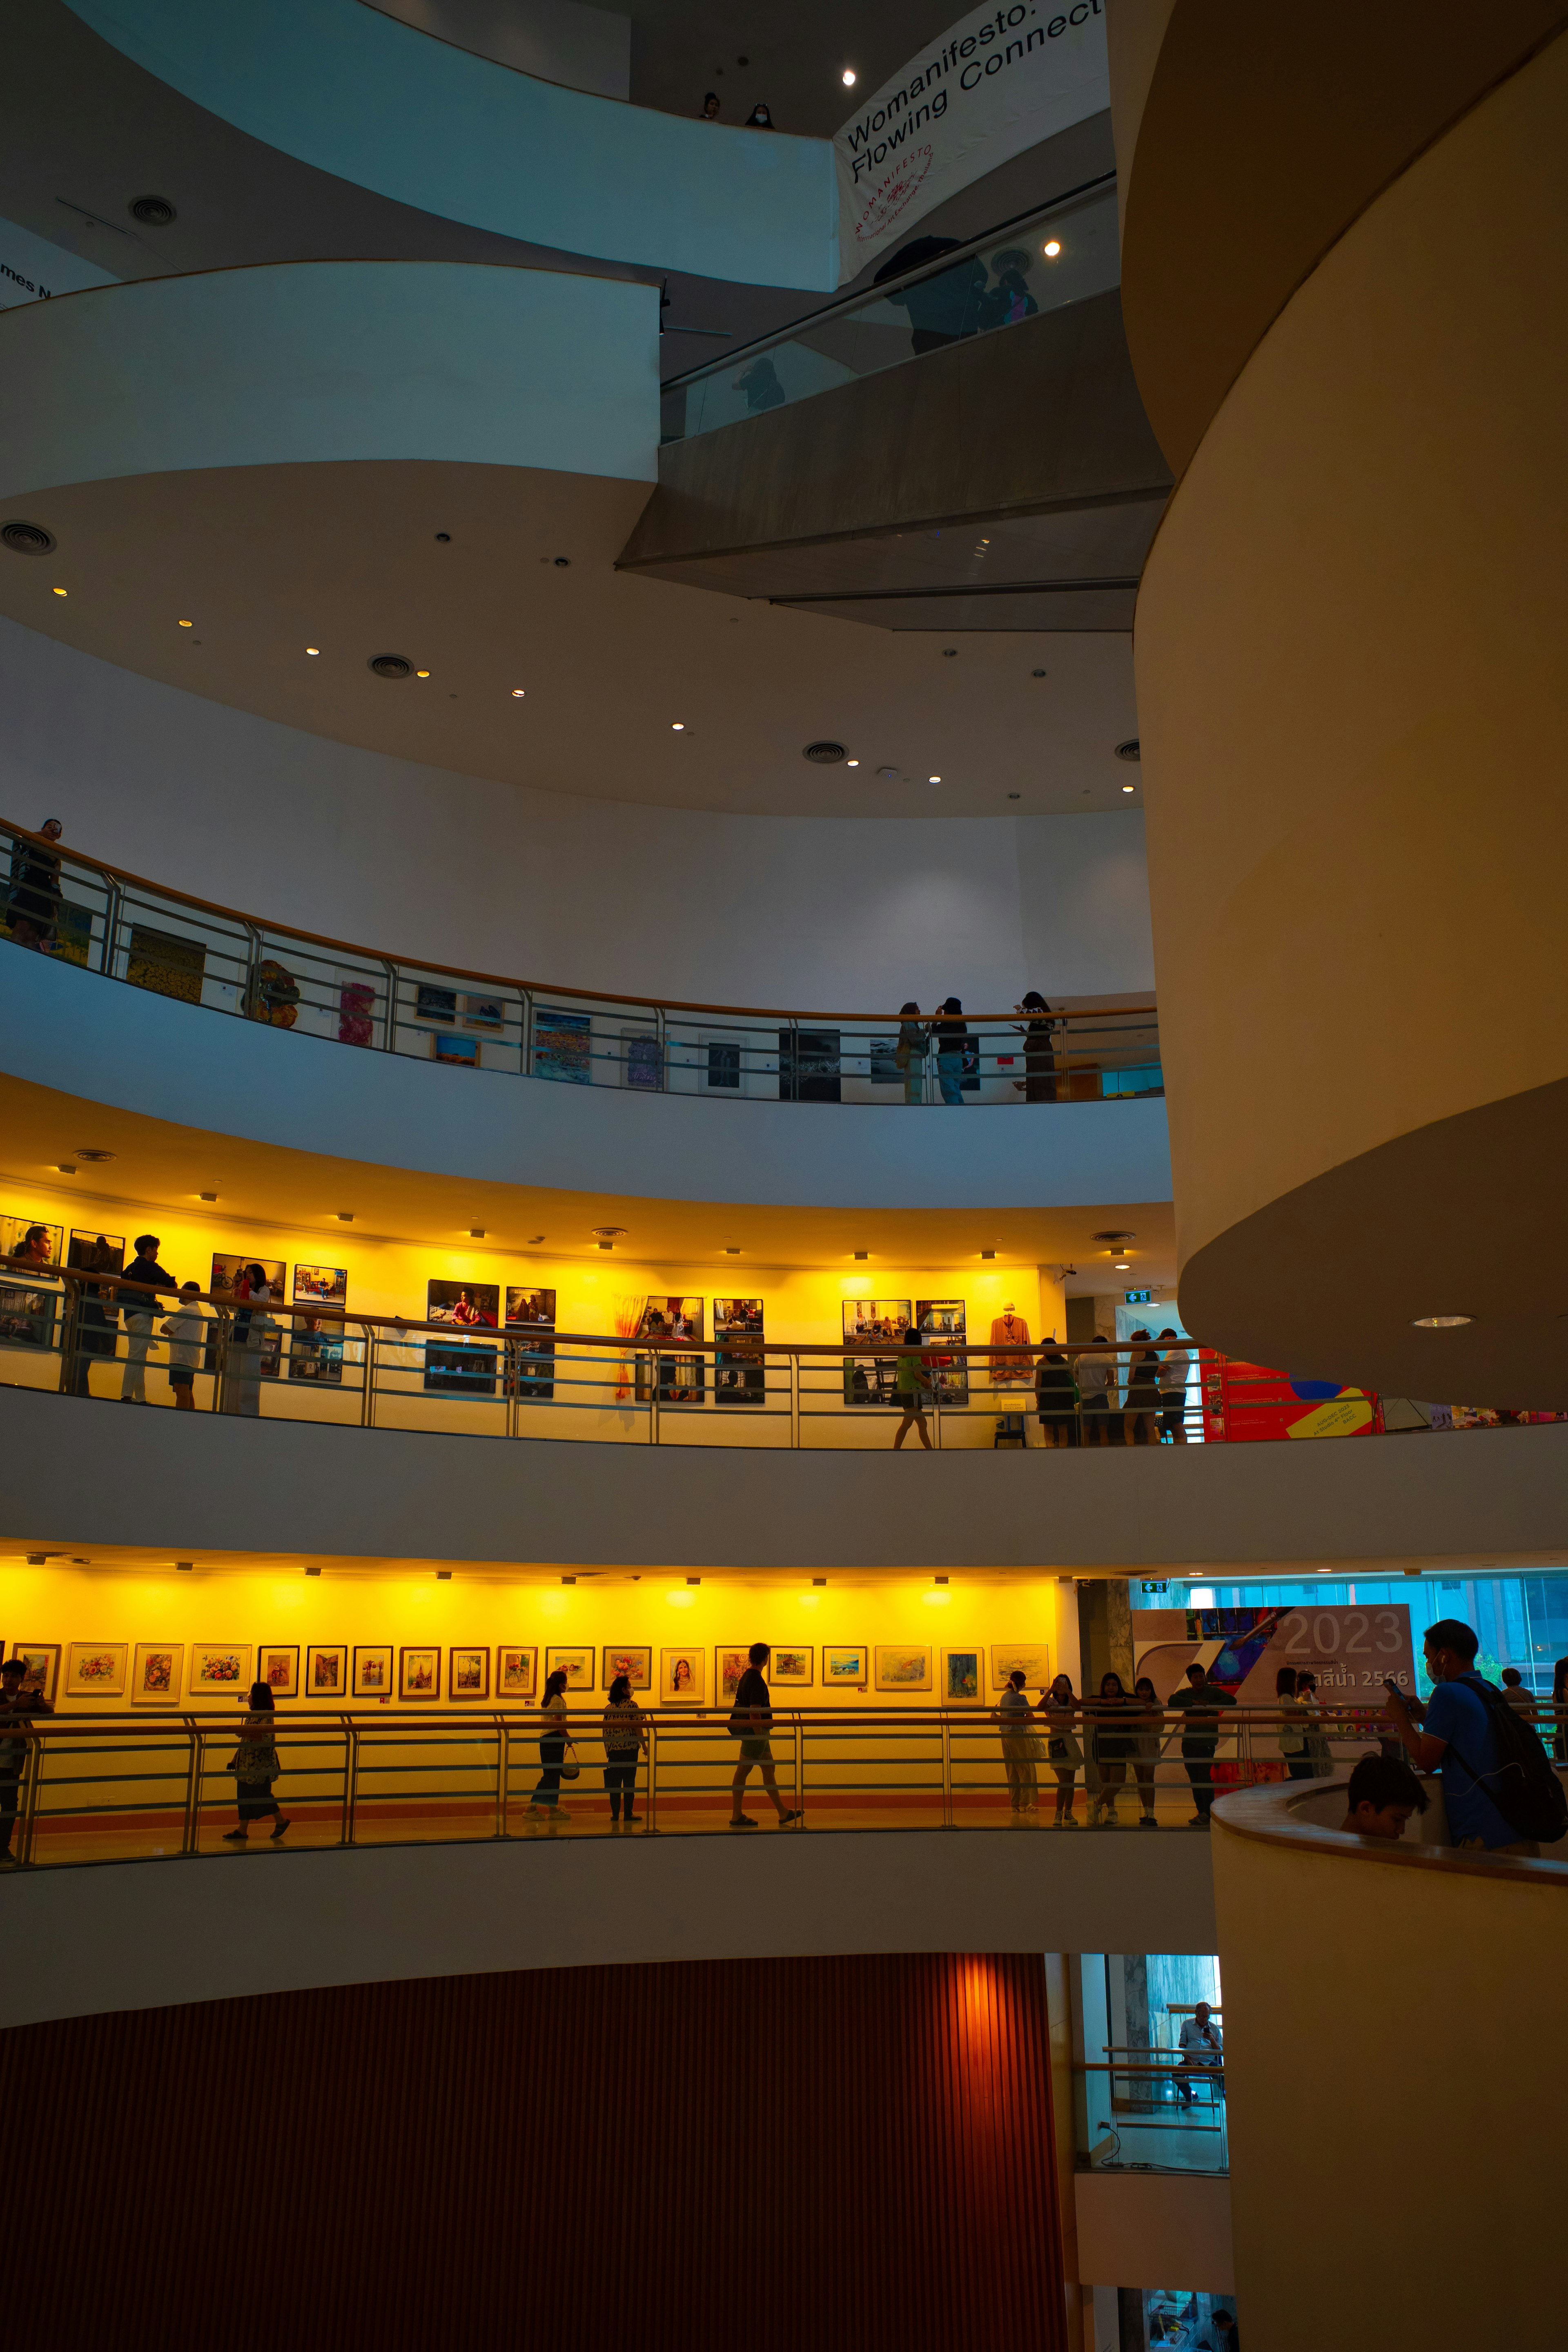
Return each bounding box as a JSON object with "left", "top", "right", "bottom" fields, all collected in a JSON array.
[{"left": 0, "top": 1654, "right": 53, "bottom": 1866}]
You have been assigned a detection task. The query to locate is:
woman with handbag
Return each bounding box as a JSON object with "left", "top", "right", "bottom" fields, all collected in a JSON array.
[
  {"left": 222, "top": 1680, "right": 289, "bottom": 1842},
  {"left": 602, "top": 1673, "right": 646, "bottom": 1829},
  {"left": 1042, "top": 1673, "right": 1082, "bottom": 1825},
  {"left": 529, "top": 1668, "right": 576, "bottom": 1824},
  {"left": 997, "top": 1668, "right": 1039, "bottom": 1818}
]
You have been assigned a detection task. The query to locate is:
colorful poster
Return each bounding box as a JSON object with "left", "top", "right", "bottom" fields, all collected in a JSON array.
[
  {"left": 1200, "top": 1360, "right": 1381, "bottom": 1443},
  {"left": 1133, "top": 1604, "right": 1416, "bottom": 1708}
]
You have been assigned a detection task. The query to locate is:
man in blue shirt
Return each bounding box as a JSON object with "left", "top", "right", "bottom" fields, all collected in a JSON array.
[{"left": 1384, "top": 1617, "right": 1538, "bottom": 1857}]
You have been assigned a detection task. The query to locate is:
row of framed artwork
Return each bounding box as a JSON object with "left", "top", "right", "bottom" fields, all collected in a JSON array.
[{"left": 9, "top": 1641, "right": 1051, "bottom": 1708}]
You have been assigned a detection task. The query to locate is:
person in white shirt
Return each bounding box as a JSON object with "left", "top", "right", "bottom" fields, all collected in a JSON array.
[
  {"left": 1156, "top": 1327, "right": 1191, "bottom": 1443},
  {"left": 158, "top": 1281, "right": 207, "bottom": 1412},
  {"left": 1175, "top": 2002, "right": 1223, "bottom": 2105},
  {"left": 1074, "top": 1337, "right": 1115, "bottom": 1446}
]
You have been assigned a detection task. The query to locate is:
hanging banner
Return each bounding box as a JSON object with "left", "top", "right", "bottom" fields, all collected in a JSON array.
[{"left": 833, "top": 0, "right": 1109, "bottom": 285}]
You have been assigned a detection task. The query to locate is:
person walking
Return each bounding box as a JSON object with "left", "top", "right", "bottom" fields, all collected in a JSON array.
[
  {"left": 160, "top": 1281, "right": 208, "bottom": 1412},
  {"left": 728, "top": 1642, "right": 800, "bottom": 1828},
  {"left": 1130, "top": 1675, "right": 1164, "bottom": 1824},
  {"left": 1012, "top": 991, "right": 1058, "bottom": 1102},
  {"left": 894, "top": 1002, "right": 926, "bottom": 1104},
  {"left": 1276, "top": 1666, "right": 1314, "bottom": 1780},
  {"left": 998, "top": 1669, "right": 1038, "bottom": 1820},
  {"left": 930, "top": 997, "right": 969, "bottom": 1105},
  {"left": 529, "top": 1668, "right": 573, "bottom": 1824},
  {"left": 1156, "top": 1327, "right": 1190, "bottom": 1442},
  {"left": 0, "top": 1651, "right": 53, "bottom": 1866},
  {"left": 1169, "top": 1661, "right": 1238, "bottom": 1826},
  {"left": 1088, "top": 1671, "right": 1135, "bottom": 1824},
  {"left": 602, "top": 1673, "right": 646, "bottom": 1829},
  {"left": 118, "top": 1233, "right": 178, "bottom": 1403},
  {"left": 1042, "top": 1673, "right": 1081, "bottom": 1824},
  {"left": 1034, "top": 1343, "right": 1078, "bottom": 1447},
  {"left": 222, "top": 1681, "right": 289, "bottom": 1842},
  {"left": 892, "top": 1326, "right": 933, "bottom": 1450}
]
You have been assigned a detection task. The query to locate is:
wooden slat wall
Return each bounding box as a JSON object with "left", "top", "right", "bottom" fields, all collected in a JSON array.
[{"left": 2, "top": 1951, "right": 1067, "bottom": 2352}]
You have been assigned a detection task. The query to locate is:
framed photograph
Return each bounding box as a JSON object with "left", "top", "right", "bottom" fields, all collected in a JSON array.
[
  {"left": 544, "top": 1645, "right": 594, "bottom": 1691},
  {"left": 940, "top": 1646, "right": 984, "bottom": 1704},
  {"left": 288, "top": 1316, "right": 344, "bottom": 1384},
  {"left": 534, "top": 1007, "right": 591, "bottom": 1085},
  {"left": 293, "top": 1264, "right": 347, "bottom": 1306},
  {"left": 842, "top": 1299, "right": 913, "bottom": 1408},
  {"left": 506, "top": 1287, "right": 555, "bottom": 1329},
  {"left": 126, "top": 923, "right": 204, "bottom": 1002},
  {"left": 414, "top": 982, "right": 456, "bottom": 1026},
  {"left": 305, "top": 1644, "right": 347, "bottom": 1698},
  {"left": 190, "top": 1644, "right": 251, "bottom": 1696},
  {"left": 660, "top": 1646, "right": 705, "bottom": 1704},
  {"left": 399, "top": 1646, "right": 441, "bottom": 1701},
  {"left": 602, "top": 1645, "right": 652, "bottom": 1690},
  {"left": 209, "top": 1254, "right": 285, "bottom": 1302},
  {"left": 714, "top": 1297, "right": 765, "bottom": 1407},
  {"left": 65, "top": 1642, "right": 127, "bottom": 1698},
  {"left": 428, "top": 1280, "right": 499, "bottom": 1329},
  {"left": 716, "top": 1645, "right": 752, "bottom": 1705},
  {"left": 131, "top": 1643, "right": 183, "bottom": 1705},
  {"left": 622, "top": 1027, "right": 662, "bottom": 1091},
  {"left": 423, "top": 1341, "right": 497, "bottom": 1397},
  {"left": 258, "top": 1644, "right": 299, "bottom": 1699},
  {"left": 353, "top": 1644, "right": 393, "bottom": 1699},
  {"left": 498, "top": 1646, "right": 537, "bottom": 1699},
  {"left": 450, "top": 1646, "right": 490, "bottom": 1700},
  {"left": 0, "top": 1216, "right": 64, "bottom": 1268},
  {"left": 635, "top": 1297, "right": 705, "bottom": 1405},
  {"left": 823, "top": 1644, "right": 868, "bottom": 1690},
  {"left": 432, "top": 1032, "right": 481, "bottom": 1069},
  {"left": 506, "top": 1287, "right": 556, "bottom": 1402},
  {"left": 10, "top": 1644, "right": 60, "bottom": 1704},
  {"left": 462, "top": 992, "right": 506, "bottom": 1031},
  {"left": 915, "top": 1298, "right": 969, "bottom": 1407},
  {"left": 874, "top": 1645, "right": 932, "bottom": 1694},
  {"left": 991, "top": 1645, "right": 1051, "bottom": 1693},
  {"left": 771, "top": 1645, "right": 813, "bottom": 1687},
  {"left": 67, "top": 1229, "right": 124, "bottom": 1275}
]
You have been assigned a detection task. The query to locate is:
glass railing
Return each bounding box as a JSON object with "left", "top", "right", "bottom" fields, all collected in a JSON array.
[
  {"left": 0, "top": 1703, "right": 1414, "bottom": 1871},
  {"left": 662, "top": 173, "right": 1119, "bottom": 443},
  {"left": 4, "top": 1265, "right": 1561, "bottom": 1450},
  {"left": 1, "top": 819, "right": 1160, "bottom": 1109}
]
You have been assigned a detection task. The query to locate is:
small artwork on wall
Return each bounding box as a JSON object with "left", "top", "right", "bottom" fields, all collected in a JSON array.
[
  {"left": 991, "top": 1646, "right": 1051, "bottom": 1693},
  {"left": 131, "top": 1642, "right": 183, "bottom": 1704},
  {"left": 874, "top": 1645, "right": 932, "bottom": 1694},
  {"left": 544, "top": 1646, "right": 594, "bottom": 1691},
  {"left": 293, "top": 1265, "right": 347, "bottom": 1306},
  {"left": 534, "top": 1008, "right": 592, "bottom": 1084},
  {"left": 11, "top": 1644, "right": 60, "bottom": 1704},
  {"left": 428, "top": 1281, "right": 499, "bottom": 1329},
  {"left": 0, "top": 1215, "right": 64, "bottom": 1268},
  {"left": 660, "top": 1646, "right": 705, "bottom": 1704},
  {"left": 210, "top": 1255, "right": 285, "bottom": 1303},
  {"left": 306, "top": 1644, "right": 347, "bottom": 1698},
  {"left": 190, "top": 1644, "right": 251, "bottom": 1696},
  {"left": 714, "top": 1297, "right": 765, "bottom": 1407},
  {"left": 601, "top": 1646, "right": 652, "bottom": 1691},
  {"left": 842, "top": 1299, "right": 912, "bottom": 1408},
  {"left": 400, "top": 1646, "right": 441, "bottom": 1702},
  {"left": 823, "top": 1645, "right": 868, "bottom": 1690},
  {"left": 498, "top": 1646, "right": 537, "bottom": 1699},
  {"left": 414, "top": 983, "right": 456, "bottom": 1027},
  {"left": 770, "top": 1645, "right": 813, "bottom": 1687},
  {"left": 67, "top": 1229, "right": 124, "bottom": 1276},
  {"left": 462, "top": 993, "right": 506, "bottom": 1032},
  {"left": 353, "top": 1644, "right": 393, "bottom": 1699},
  {"left": 716, "top": 1646, "right": 752, "bottom": 1706},
  {"left": 449, "top": 1646, "right": 490, "bottom": 1700},
  {"left": 258, "top": 1644, "right": 299, "bottom": 1699},
  {"left": 65, "top": 1642, "right": 127, "bottom": 1698},
  {"left": 432, "top": 1033, "right": 481, "bottom": 1069},
  {"left": 940, "top": 1646, "right": 984, "bottom": 1704}
]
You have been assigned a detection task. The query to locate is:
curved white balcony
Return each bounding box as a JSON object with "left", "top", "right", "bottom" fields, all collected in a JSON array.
[{"left": 62, "top": 0, "right": 837, "bottom": 289}]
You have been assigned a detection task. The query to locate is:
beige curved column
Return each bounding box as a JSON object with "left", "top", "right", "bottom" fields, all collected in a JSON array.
[{"left": 1126, "top": 25, "right": 1568, "bottom": 1403}]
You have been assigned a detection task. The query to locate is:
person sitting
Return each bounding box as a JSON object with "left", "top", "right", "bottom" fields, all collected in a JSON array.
[{"left": 1338, "top": 1751, "right": 1429, "bottom": 1840}]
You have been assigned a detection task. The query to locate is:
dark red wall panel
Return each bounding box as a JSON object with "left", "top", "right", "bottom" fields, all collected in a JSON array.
[{"left": 2, "top": 1952, "right": 1066, "bottom": 2352}]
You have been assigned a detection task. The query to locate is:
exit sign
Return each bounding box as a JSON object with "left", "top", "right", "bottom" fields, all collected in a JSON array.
[{"left": 1124, "top": 1288, "right": 1152, "bottom": 1304}]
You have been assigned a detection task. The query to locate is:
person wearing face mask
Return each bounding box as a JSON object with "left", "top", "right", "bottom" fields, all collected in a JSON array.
[{"left": 744, "top": 101, "right": 776, "bottom": 127}]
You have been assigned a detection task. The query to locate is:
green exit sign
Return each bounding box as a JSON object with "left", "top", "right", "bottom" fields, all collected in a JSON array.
[{"left": 1124, "top": 1288, "right": 1152, "bottom": 1304}]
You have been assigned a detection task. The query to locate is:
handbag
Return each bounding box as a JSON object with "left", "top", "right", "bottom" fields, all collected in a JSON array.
[{"left": 560, "top": 1741, "right": 581, "bottom": 1782}]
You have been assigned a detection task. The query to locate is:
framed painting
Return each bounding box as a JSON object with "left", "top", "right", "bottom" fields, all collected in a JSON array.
[
  {"left": 449, "top": 1646, "right": 490, "bottom": 1700},
  {"left": 660, "top": 1646, "right": 705, "bottom": 1704},
  {"left": 131, "top": 1642, "right": 183, "bottom": 1704},
  {"left": 292, "top": 1264, "right": 347, "bottom": 1306},
  {"left": 622, "top": 1027, "right": 662, "bottom": 1091},
  {"left": 11, "top": 1644, "right": 61, "bottom": 1704},
  {"left": 427, "top": 1280, "right": 499, "bottom": 1329},
  {"left": 841, "top": 1299, "right": 912, "bottom": 1408},
  {"left": 126, "top": 924, "right": 203, "bottom": 1002},
  {"left": 823, "top": 1644, "right": 868, "bottom": 1690},
  {"left": 190, "top": 1644, "right": 251, "bottom": 1697},
  {"left": 462, "top": 992, "right": 506, "bottom": 1032},
  {"left": 67, "top": 1229, "right": 124, "bottom": 1276},
  {"left": 305, "top": 1644, "right": 347, "bottom": 1699},
  {"left": 991, "top": 1645, "right": 1051, "bottom": 1693},
  {"left": 544, "top": 1645, "right": 594, "bottom": 1691},
  {"left": 0, "top": 1216, "right": 64, "bottom": 1268},
  {"left": 432, "top": 1032, "right": 480, "bottom": 1069},
  {"left": 505, "top": 1288, "right": 556, "bottom": 1403},
  {"left": 288, "top": 1317, "right": 344, "bottom": 1384},
  {"left": 874, "top": 1645, "right": 932, "bottom": 1694},
  {"left": 399, "top": 1646, "right": 441, "bottom": 1701},
  {"left": 65, "top": 1642, "right": 127, "bottom": 1698},
  {"left": 353, "top": 1644, "right": 393, "bottom": 1699},
  {"left": 602, "top": 1645, "right": 652, "bottom": 1691},
  {"left": 498, "top": 1645, "right": 537, "bottom": 1699},
  {"left": 414, "top": 982, "right": 456, "bottom": 1026},
  {"left": 715, "top": 1646, "right": 752, "bottom": 1706},
  {"left": 258, "top": 1644, "right": 299, "bottom": 1699},
  {"left": 534, "top": 1008, "right": 591, "bottom": 1084},
  {"left": 940, "top": 1646, "right": 984, "bottom": 1704},
  {"left": 771, "top": 1644, "right": 813, "bottom": 1687},
  {"left": 915, "top": 1298, "right": 969, "bottom": 1407},
  {"left": 714, "top": 1296, "right": 765, "bottom": 1406}
]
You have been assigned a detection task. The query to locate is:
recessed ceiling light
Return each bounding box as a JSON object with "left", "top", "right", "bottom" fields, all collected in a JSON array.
[
  {"left": 468, "top": 1227, "right": 485, "bottom": 1239},
  {"left": 846, "top": 758, "right": 859, "bottom": 767},
  {"left": 980, "top": 1249, "right": 996, "bottom": 1261},
  {"left": 178, "top": 619, "right": 192, "bottom": 628},
  {"left": 336, "top": 1212, "right": 354, "bottom": 1223},
  {"left": 52, "top": 586, "right": 67, "bottom": 597},
  {"left": 723, "top": 1247, "right": 741, "bottom": 1255},
  {"left": 55, "top": 1162, "right": 76, "bottom": 1174},
  {"left": 1412, "top": 1314, "right": 1472, "bottom": 1328},
  {"left": 1008, "top": 792, "right": 1020, "bottom": 799},
  {"left": 1043, "top": 239, "right": 1061, "bottom": 257},
  {"left": 842, "top": 67, "right": 856, "bottom": 85},
  {"left": 198, "top": 1190, "right": 218, "bottom": 1202},
  {"left": 671, "top": 721, "right": 685, "bottom": 730},
  {"left": 853, "top": 1250, "right": 870, "bottom": 1261},
  {"left": 512, "top": 688, "right": 525, "bottom": 697},
  {"left": 1114, "top": 1259, "right": 1131, "bottom": 1271},
  {"left": 1122, "top": 782, "right": 1136, "bottom": 793},
  {"left": 306, "top": 646, "right": 319, "bottom": 655},
  {"left": 928, "top": 775, "right": 942, "bottom": 784},
  {"left": 416, "top": 669, "right": 430, "bottom": 677}
]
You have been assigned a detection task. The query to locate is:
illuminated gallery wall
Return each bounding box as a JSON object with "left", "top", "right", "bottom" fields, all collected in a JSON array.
[{"left": 3, "top": 1559, "right": 1072, "bottom": 1713}]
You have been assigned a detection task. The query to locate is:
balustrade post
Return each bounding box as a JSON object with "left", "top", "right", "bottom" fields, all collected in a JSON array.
[
  {"left": 57, "top": 1273, "right": 80, "bottom": 1398},
  {"left": 180, "top": 1716, "right": 203, "bottom": 1855},
  {"left": 343, "top": 1719, "right": 360, "bottom": 1844},
  {"left": 790, "top": 1351, "right": 800, "bottom": 1449},
  {"left": 494, "top": 1713, "right": 508, "bottom": 1838},
  {"left": 380, "top": 959, "right": 399, "bottom": 1050},
  {"left": 505, "top": 1338, "right": 520, "bottom": 1439},
  {"left": 941, "top": 1713, "right": 954, "bottom": 1829},
  {"left": 646, "top": 1717, "right": 658, "bottom": 1835},
  {"left": 214, "top": 1307, "right": 235, "bottom": 1415},
  {"left": 360, "top": 1325, "right": 378, "bottom": 1428},
  {"left": 522, "top": 989, "right": 535, "bottom": 1076},
  {"left": 794, "top": 1712, "right": 804, "bottom": 1826},
  {"left": 98, "top": 877, "right": 122, "bottom": 976},
  {"left": 18, "top": 1723, "right": 45, "bottom": 1867},
  {"left": 649, "top": 1355, "right": 660, "bottom": 1448},
  {"left": 241, "top": 921, "right": 264, "bottom": 1021}
]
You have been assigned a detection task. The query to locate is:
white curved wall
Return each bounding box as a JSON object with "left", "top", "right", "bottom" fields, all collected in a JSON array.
[
  {"left": 0, "top": 262, "right": 657, "bottom": 495},
  {"left": 65, "top": 0, "right": 837, "bottom": 290},
  {"left": 0, "top": 619, "right": 1156, "bottom": 1010}
]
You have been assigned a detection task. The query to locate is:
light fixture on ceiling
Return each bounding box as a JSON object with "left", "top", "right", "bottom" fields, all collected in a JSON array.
[
  {"left": 52, "top": 586, "right": 67, "bottom": 597},
  {"left": 436, "top": 1569, "right": 452, "bottom": 1580},
  {"left": 670, "top": 721, "right": 685, "bottom": 730},
  {"left": 687, "top": 1575, "right": 701, "bottom": 1586},
  {"left": 305, "top": 1564, "right": 321, "bottom": 1576},
  {"left": 416, "top": 669, "right": 430, "bottom": 678},
  {"left": 928, "top": 774, "right": 942, "bottom": 784},
  {"left": 306, "top": 646, "right": 320, "bottom": 656},
  {"left": 813, "top": 1576, "right": 828, "bottom": 1586},
  {"left": 980, "top": 1249, "right": 996, "bottom": 1260},
  {"left": 593, "top": 1226, "right": 626, "bottom": 1251},
  {"left": 130, "top": 195, "right": 176, "bottom": 226},
  {"left": 178, "top": 619, "right": 192, "bottom": 629},
  {"left": 853, "top": 1250, "right": 870, "bottom": 1261},
  {"left": 1008, "top": 793, "right": 1020, "bottom": 800},
  {"left": 468, "top": 1227, "right": 486, "bottom": 1239},
  {"left": 175, "top": 1560, "right": 193, "bottom": 1572},
  {"left": 56, "top": 1162, "right": 76, "bottom": 1174},
  {"left": 512, "top": 688, "right": 525, "bottom": 698},
  {"left": 1122, "top": 782, "right": 1136, "bottom": 793},
  {"left": 1114, "top": 1259, "right": 1131, "bottom": 1272},
  {"left": 2, "top": 521, "right": 56, "bottom": 556},
  {"left": 723, "top": 1247, "right": 741, "bottom": 1256},
  {"left": 76, "top": 1148, "right": 114, "bottom": 1162},
  {"left": 336, "top": 1212, "right": 354, "bottom": 1223},
  {"left": 368, "top": 654, "right": 412, "bottom": 679},
  {"left": 1412, "top": 1314, "right": 1472, "bottom": 1328},
  {"left": 942, "top": 647, "right": 957, "bottom": 658},
  {"left": 528, "top": 1235, "right": 545, "bottom": 1245},
  {"left": 1031, "top": 668, "right": 1047, "bottom": 678},
  {"left": 841, "top": 67, "right": 856, "bottom": 85},
  {"left": 561, "top": 1574, "right": 576, "bottom": 1586},
  {"left": 198, "top": 1191, "right": 217, "bottom": 1202},
  {"left": 1043, "top": 239, "right": 1061, "bottom": 257},
  {"left": 1115, "top": 739, "right": 1141, "bottom": 762},
  {"left": 846, "top": 758, "right": 860, "bottom": 767},
  {"left": 934, "top": 1575, "right": 949, "bottom": 1586}
]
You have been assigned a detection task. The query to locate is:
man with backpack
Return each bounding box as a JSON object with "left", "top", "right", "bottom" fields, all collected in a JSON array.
[{"left": 1383, "top": 1618, "right": 1566, "bottom": 1857}]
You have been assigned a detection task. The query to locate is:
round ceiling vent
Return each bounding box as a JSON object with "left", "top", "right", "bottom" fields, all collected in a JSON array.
[
  {"left": 1115, "top": 738, "right": 1141, "bottom": 762},
  {"left": 129, "top": 195, "right": 176, "bottom": 226},
  {"left": 2, "top": 521, "right": 56, "bottom": 557},
  {"left": 803, "top": 741, "right": 846, "bottom": 764},
  {"left": 368, "top": 654, "right": 413, "bottom": 680}
]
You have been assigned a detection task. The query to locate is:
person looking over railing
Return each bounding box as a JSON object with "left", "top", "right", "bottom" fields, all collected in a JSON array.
[
  {"left": 1075, "top": 1336, "right": 1114, "bottom": 1445},
  {"left": 69, "top": 1234, "right": 120, "bottom": 1397},
  {"left": 160, "top": 1281, "right": 207, "bottom": 1412},
  {"left": 894, "top": 1002, "right": 926, "bottom": 1105},
  {"left": 1042, "top": 1675, "right": 1081, "bottom": 1826},
  {"left": 1034, "top": 1342, "right": 1077, "bottom": 1448},
  {"left": 1383, "top": 1617, "right": 1564, "bottom": 1858},
  {"left": 997, "top": 1669, "right": 1038, "bottom": 1820},
  {"left": 1124, "top": 1331, "right": 1161, "bottom": 1446},
  {"left": 5, "top": 817, "right": 62, "bottom": 951},
  {"left": 930, "top": 997, "right": 970, "bottom": 1106},
  {"left": 1130, "top": 1677, "right": 1163, "bottom": 1826},
  {"left": 1011, "top": 992, "right": 1057, "bottom": 1102},
  {"left": 1276, "top": 1668, "right": 1313, "bottom": 1780},
  {"left": 118, "top": 1234, "right": 177, "bottom": 1404},
  {"left": 1169, "top": 1662, "right": 1238, "bottom": 1828},
  {"left": 1156, "top": 1328, "right": 1191, "bottom": 1443},
  {"left": 223, "top": 1263, "right": 277, "bottom": 1417},
  {"left": 1088, "top": 1672, "right": 1136, "bottom": 1826},
  {"left": 1338, "top": 1753, "right": 1428, "bottom": 1840},
  {"left": 0, "top": 1652, "right": 51, "bottom": 1868}
]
